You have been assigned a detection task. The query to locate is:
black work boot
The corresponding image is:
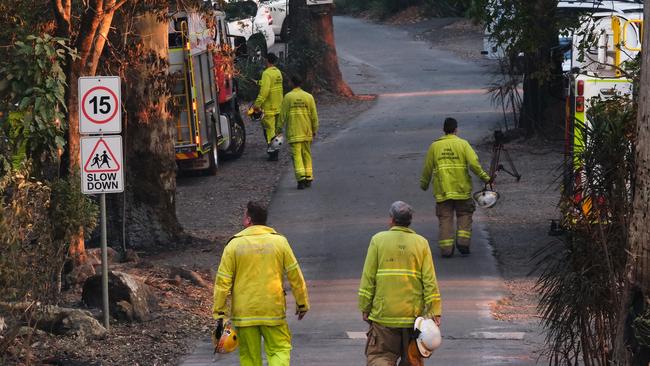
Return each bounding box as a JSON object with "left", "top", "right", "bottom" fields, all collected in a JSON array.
[
  {"left": 457, "top": 245, "right": 471, "bottom": 256},
  {"left": 304, "top": 180, "right": 312, "bottom": 188},
  {"left": 297, "top": 180, "right": 306, "bottom": 190}
]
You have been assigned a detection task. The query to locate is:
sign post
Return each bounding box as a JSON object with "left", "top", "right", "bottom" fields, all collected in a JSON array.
[{"left": 79, "top": 76, "right": 123, "bottom": 330}]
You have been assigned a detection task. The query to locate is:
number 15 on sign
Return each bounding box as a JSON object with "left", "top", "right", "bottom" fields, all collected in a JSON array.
[{"left": 79, "top": 76, "right": 121, "bottom": 134}]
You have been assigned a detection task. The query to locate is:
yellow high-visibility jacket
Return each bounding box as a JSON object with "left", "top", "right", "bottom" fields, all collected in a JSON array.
[
  {"left": 280, "top": 87, "right": 319, "bottom": 144},
  {"left": 420, "top": 134, "right": 490, "bottom": 203},
  {"left": 254, "top": 66, "right": 283, "bottom": 116},
  {"left": 213, "top": 225, "right": 309, "bottom": 327},
  {"left": 358, "top": 226, "right": 441, "bottom": 328}
]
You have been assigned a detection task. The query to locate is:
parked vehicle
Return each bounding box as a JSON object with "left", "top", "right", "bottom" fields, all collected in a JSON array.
[
  {"left": 564, "top": 5, "right": 642, "bottom": 215},
  {"left": 261, "top": 0, "right": 289, "bottom": 41},
  {"left": 168, "top": 9, "right": 246, "bottom": 174},
  {"left": 222, "top": 0, "right": 275, "bottom": 59}
]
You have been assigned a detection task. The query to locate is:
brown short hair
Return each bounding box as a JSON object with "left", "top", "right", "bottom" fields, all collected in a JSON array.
[{"left": 246, "top": 201, "right": 268, "bottom": 225}]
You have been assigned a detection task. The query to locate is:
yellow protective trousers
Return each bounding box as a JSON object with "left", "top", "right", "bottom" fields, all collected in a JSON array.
[
  {"left": 237, "top": 323, "right": 292, "bottom": 366},
  {"left": 262, "top": 114, "right": 280, "bottom": 144},
  {"left": 290, "top": 142, "right": 313, "bottom": 182},
  {"left": 435, "top": 198, "right": 475, "bottom": 254}
]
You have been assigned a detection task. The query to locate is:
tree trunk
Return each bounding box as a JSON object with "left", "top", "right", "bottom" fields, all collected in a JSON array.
[
  {"left": 288, "top": 1, "right": 352, "bottom": 96},
  {"left": 518, "top": 0, "right": 563, "bottom": 136},
  {"left": 108, "top": 10, "right": 184, "bottom": 249},
  {"left": 612, "top": 4, "right": 650, "bottom": 364},
  {"left": 310, "top": 5, "right": 353, "bottom": 96}
]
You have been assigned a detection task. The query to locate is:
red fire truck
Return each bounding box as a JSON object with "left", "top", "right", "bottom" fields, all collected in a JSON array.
[{"left": 169, "top": 8, "right": 246, "bottom": 174}]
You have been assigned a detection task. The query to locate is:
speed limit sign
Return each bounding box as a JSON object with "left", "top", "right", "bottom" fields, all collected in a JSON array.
[{"left": 79, "top": 76, "right": 121, "bottom": 134}]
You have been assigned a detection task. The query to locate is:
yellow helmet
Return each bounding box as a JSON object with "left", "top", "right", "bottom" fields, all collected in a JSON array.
[{"left": 212, "top": 321, "right": 238, "bottom": 354}]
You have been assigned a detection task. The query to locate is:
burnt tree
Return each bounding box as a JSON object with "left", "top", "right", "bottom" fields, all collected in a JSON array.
[
  {"left": 612, "top": 3, "right": 650, "bottom": 364},
  {"left": 288, "top": 1, "right": 352, "bottom": 96},
  {"left": 107, "top": 6, "right": 185, "bottom": 249}
]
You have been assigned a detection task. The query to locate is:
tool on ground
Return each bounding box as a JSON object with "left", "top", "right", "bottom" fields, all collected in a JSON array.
[
  {"left": 413, "top": 317, "right": 442, "bottom": 358},
  {"left": 212, "top": 320, "right": 238, "bottom": 354},
  {"left": 473, "top": 183, "right": 500, "bottom": 209},
  {"left": 268, "top": 134, "right": 284, "bottom": 152},
  {"left": 247, "top": 105, "right": 264, "bottom": 122},
  {"left": 489, "top": 130, "right": 521, "bottom": 182}
]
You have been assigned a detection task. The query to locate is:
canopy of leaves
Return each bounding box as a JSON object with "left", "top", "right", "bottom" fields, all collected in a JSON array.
[{"left": 0, "top": 35, "right": 76, "bottom": 177}]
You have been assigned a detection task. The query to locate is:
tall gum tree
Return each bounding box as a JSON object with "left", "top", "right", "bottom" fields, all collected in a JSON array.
[
  {"left": 613, "top": 3, "right": 650, "bottom": 364},
  {"left": 105, "top": 4, "right": 184, "bottom": 249},
  {"left": 288, "top": 1, "right": 352, "bottom": 96},
  {"left": 52, "top": 0, "right": 128, "bottom": 263}
]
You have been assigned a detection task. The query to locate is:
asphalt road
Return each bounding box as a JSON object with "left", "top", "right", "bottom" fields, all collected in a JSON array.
[{"left": 183, "top": 16, "right": 541, "bottom": 366}]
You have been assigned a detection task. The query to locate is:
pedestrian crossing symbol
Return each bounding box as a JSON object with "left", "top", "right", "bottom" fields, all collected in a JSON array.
[{"left": 81, "top": 136, "right": 124, "bottom": 194}]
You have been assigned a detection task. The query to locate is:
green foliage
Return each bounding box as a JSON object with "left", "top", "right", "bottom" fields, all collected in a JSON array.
[
  {"left": 0, "top": 34, "right": 76, "bottom": 177},
  {"left": 0, "top": 171, "right": 97, "bottom": 302},
  {"left": 536, "top": 95, "right": 636, "bottom": 364}
]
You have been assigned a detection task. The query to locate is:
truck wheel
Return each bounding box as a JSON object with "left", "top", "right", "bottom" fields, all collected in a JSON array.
[
  {"left": 227, "top": 112, "right": 246, "bottom": 159},
  {"left": 280, "top": 17, "right": 289, "bottom": 42},
  {"left": 206, "top": 123, "right": 219, "bottom": 175},
  {"left": 246, "top": 33, "right": 267, "bottom": 65}
]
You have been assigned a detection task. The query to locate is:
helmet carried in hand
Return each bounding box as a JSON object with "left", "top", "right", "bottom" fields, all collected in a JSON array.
[
  {"left": 413, "top": 317, "right": 442, "bottom": 358},
  {"left": 212, "top": 320, "right": 238, "bottom": 354},
  {"left": 473, "top": 184, "right": 500, "bottom": 209}
]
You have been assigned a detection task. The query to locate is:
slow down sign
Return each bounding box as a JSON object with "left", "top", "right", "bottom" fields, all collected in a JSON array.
[{"left": 81, "top": 136, "right": 124, "bottom": 194}]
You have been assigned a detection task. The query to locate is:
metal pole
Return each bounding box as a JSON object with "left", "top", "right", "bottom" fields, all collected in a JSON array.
[{"left": 100, "top": 193, "right": 110, "bottom": 330}]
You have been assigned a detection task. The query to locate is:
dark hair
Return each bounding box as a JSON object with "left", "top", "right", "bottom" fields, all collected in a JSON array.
[
  {"left": 266, "top": 53, "right": 278, "bottom": 65},
  {"left": 246, "top": 201, "right": 268, "bottom": 225},
  {"left": 443, "top": 117, "right": 458, "bottom": 134},
  {"left": 291, "top": 74, "right": 303, "bottom": 87}
]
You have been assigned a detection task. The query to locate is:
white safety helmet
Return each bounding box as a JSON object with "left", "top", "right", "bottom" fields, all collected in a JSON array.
[
  {"left": 414, "top": 317, "right": 442, "bottom": 358},
  {"left": 473, "top": 186, "right": 500, "bottom": 209},
  {"left": 267, "top": 134, "right": 284, "bottom": 152}
]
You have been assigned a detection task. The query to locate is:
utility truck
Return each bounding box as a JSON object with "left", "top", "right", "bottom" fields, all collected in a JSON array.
[
  {"left": 563, "top": 5, "right": 642, "bottom": 215},
  {"left": 168, "top": 9, "right": 246, "bottom": 174}
]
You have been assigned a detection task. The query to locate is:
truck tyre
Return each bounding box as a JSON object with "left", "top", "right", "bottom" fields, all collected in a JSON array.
[
  {"left": 227, "top": 111, "right": 246, "bottom": 159},
  {"left": 280, "top": 17, "right": 290, "bottom": 42},
  {"left": 206, "top": 122, "right": 219, "bottom": 175},
  {"left": 246, "top": 33, "right": 267, "bottom": 64}
]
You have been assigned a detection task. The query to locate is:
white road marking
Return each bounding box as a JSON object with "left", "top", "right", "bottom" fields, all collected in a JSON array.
[
  {"left": 346, "top": 331, "right": 367, "bottom": 340},
  {"left": 469, "top": 331, "right": 526, "bottom": 340}
]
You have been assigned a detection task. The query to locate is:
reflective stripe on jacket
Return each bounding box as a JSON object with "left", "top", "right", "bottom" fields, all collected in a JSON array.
[
  {"left": 213, "top": 225, "right": 309, "bottom": 327},
  {"left": 255, "top": 66, "right": 283, "bottom": 115},
  {"left": 280, "top": 87, "right": 319, "bottom": 143},
  {"left": 358, "top": 226, "right": 442, "bottom": 328},
  {"left": 420, "top": 134, "right": 490, "bottom": 202}
]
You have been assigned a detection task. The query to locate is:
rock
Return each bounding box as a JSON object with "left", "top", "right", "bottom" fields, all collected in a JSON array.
[
  {"left": 37, "top": 306, "right": 106, "bottom": 340},
  {"left": 86, "top": 247, "right": 120, "bottom": 264},
  {"left": 123, "top": 249, "right": 140, "bottom": 263},
  {"left": 81, "top": 271, "right": 160, "bottom": 322},
  {"left": 0, "top": 316, "right": 5, "bottom": 333},
  {"left": 169, "top": 266, "right": 211, "bottom": 288},
  {"left": 16, "top": 326, "right": 47, "bottom": 338},
  {"left": 65, "top": 263, "right": 96, "bottom": 287}
]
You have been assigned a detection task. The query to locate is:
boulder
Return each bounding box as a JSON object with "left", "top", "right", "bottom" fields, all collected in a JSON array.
[
  {"left": 81, "top": 271, "right": 159, "bottom": 322},
  {"left": 86, "top": 247, "right": 120, "bottom": 269},
  {"left": 65, "top": 262, "right": 96, "bottom": 287},
  {"left": 122, "top": 249, "right": 140, "bottom": 263},
  {"left": 37, "top": 306, "right": 106, "bottom": 340},
  {"left": 169, "top": 266, "right": 211, "bottom": 288}
]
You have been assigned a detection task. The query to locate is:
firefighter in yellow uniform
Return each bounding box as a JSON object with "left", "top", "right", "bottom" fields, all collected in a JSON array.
[
  {"left": 254, "top": 53, "right": 284, "bottom": 161},
  {"left": 420, "top": 117, "right": 491, "bottom": 257},
  {"left": 213, "top": 201, "right": 310, "bottom": 366},
  {"left": 280, "top": 75, "right": 319, "bottom": 190},
  {"left": 359, "top": 201, "right": 442, "bottom": 366}
]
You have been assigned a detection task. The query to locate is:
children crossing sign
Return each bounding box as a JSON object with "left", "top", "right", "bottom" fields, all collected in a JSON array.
[{"left": 81, "top": 136, "right": 124, "bottom": 194}]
